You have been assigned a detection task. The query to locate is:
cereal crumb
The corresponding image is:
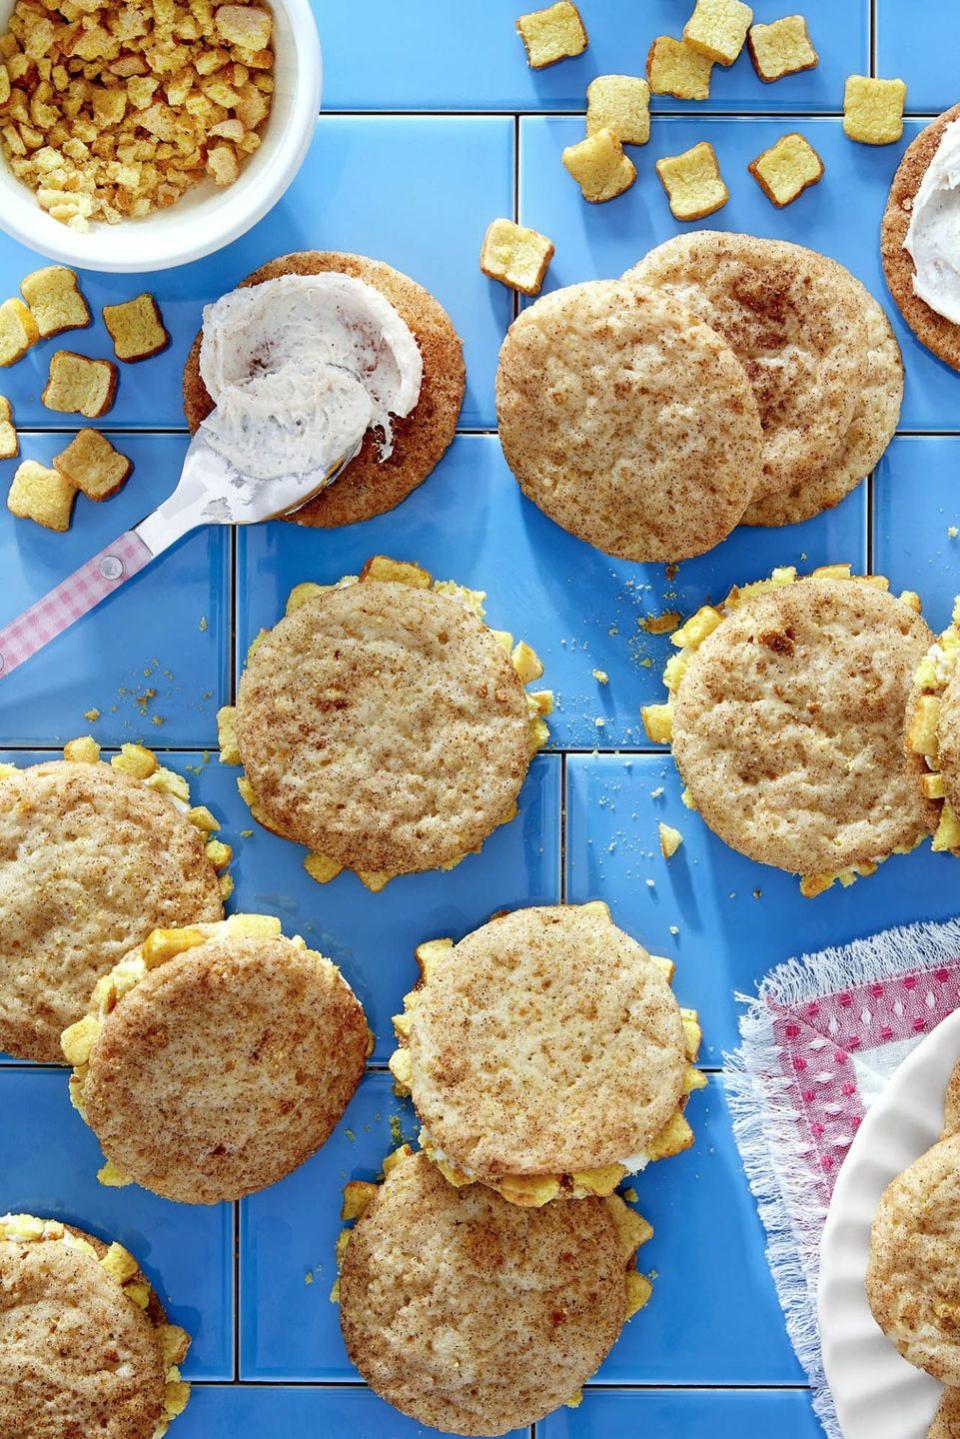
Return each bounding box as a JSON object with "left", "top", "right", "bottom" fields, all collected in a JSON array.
[
  {"left": 480, "top": 217, "right": 554, "bottom": 296},
  {"left": 749, "top": 132, "right": 824, "bottom": 207},
  {"left": 843, "top": 75, "right": 906, "bottom": 146},
  {"left": 592, "top": 669, "right": 609, "bottom": 684},
  {"left": 83, "top": 708, "right": 100, "bottom": 722},
  {"left": 516, "top": 1, "right": 588, "bottom": 68},
  {"left": 563, "top": 127, "right": 636, "bottom": 203},
  {"left": 657, "top": 142, "right": 729, "bottom": 221},
  {"left": 646, "top": 35, "right": 713, "bottom": 100},
  {"left": 683, "top": 0, "right": 753, "bottom": 67}
]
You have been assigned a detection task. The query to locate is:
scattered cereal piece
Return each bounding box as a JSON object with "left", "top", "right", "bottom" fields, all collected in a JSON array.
[
  {"left": 683, "top": 0, "right": 753, "bottom": 66},
  {"left": 480, "top": 218, "right": 555, "bottom": 296},
  {"left": 102, "top": 294, "right": 169, "bottom": 363},
  {"left": 646, "top": 36, "right": 713, "bottom": 101},
  {"left": 54, "top": 429, "right": 133, "bottom": 501},
  {"left": 586, "top": 75, "right": 650, "bottom": 147},
  {"left": 215, "top": 4, "right": 273, "bottom": 51},
  {"left": 656, "top": 141, "right": 729, "bottom": 221},
  {"left": 659, "top": 822, "right": 683, "bottom": 859},
  {"left": 748, "top": 132, "right": 824, "bottom": 207},
  {"left": 0, "top": 297, "right": 39, "bottom": 367},
  {"left": 843, "top": 75, "right": 907, "bottom": 146},
  {"left": 83, "top": 708, "right": 100, "bottom": 722},
  {"left": 516, "top": 2, "right": 588, "bottom": 68},
  {"left": 0, "top": 396, "right": 17, "bottom": 459},
  {"left": 950, "top": 526, "right": 959, "bottom": 539},
  {"left": 747, "top": 15, "right": 818, "bottom": 83},
  {"left": 563, "top": 127, "right": 636, "bottom": 203},
  {"left": 7, "top": 459, "right": 76, "bottom": 532},
  {"left": 20, "top": 267, "right": 90, "bottom": 340},
  {"left": 592, "top": 669, "right": 609, "bottom": 684},
  {"left": 42, "top": 352, "right": 118, "bottom": 419},
  {"left": 643, "top": 611, "right": 681, "bottom": 635}
]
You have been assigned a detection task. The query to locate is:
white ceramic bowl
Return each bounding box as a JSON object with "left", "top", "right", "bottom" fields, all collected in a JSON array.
[{"left": 0, "top": 0, "right": 321, "bottom": 272}]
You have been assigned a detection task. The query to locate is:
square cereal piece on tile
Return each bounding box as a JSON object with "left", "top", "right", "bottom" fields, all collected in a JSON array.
[
  {"left": 20, "top": 266, "right": 91, "bottom": 339},
  {"left": 0, "top": 397, "right": 18, "bottom": 460},
  {"left": 480, "top": 218, "right": 555, "bottom": 296},
  {"left": 42, "top": 351, "right": 118, "bottom": 418},
  {"left": 8, "top": 459, "right": 76, "bottom": 532},
  {"left": 516, "top": 1, "right": 588, "bottom": 68},
  {"left": 843, "top": 75, "right": 907, "bottom": 145},
  {"left": 563, "top": 127, "right": 636, "bottom": 203},
  {"left": 683, "top": 0, "right": 753, "bottom": 66},
  {"left": 749, "top": 131, "right": 824, "bottom": 206},
  {"left": 646, "top": 36, "right": 713, "bottom": 101},
  {"left": 747, "top": 15, "right": 818, "bottom": 82},
  {"left": 54, "top": 428, "right": 133, "bottom": 501},
  {"left": 586, "top": 75, "right": 650, "bottom": 146},
  {"left": 102, "top": 293, "right": 170, "bottom": 362},
  {"left": 656, "top": 141, "right": 729, "bottom": 220},
  {"left": 0, "top": 297, "right": 39, "bottom": 367}
]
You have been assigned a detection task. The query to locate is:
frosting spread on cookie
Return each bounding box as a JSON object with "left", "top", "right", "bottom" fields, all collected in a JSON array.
[
  {"left": 198, "top": 273, "right": 423, "bottom": 483},
  {"left": 904, "top": 118, "right": 960, "bottom": 325}
]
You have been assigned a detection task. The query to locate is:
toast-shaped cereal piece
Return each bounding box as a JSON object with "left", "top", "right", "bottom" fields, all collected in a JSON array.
[
  {"left": 843, "top": 75, "right": 907, "bottom": 145},
  {"left": 42, "top": 352, "right": 118, "bottom": 419},
  {"left": 586, "top": 75, "right": 651, "bottom": 146},
  {"left": 8, "top": 459, "right": 76, "bottom": 531},
  {"left": 54, "top": 429, "right": 133, "bottom": 501},
  {"left": 563, "top": 128, "right": 637, "bottom": 203},
  {"left": 102, "top": 294, "right": 170, "bottom": 363},
  {"left": 747, "top": 15, "right": 818, "bottom": 82},
  {"left": 647, "top": 36, "right": 713, "bottom": 100},
  {"left": 215, "top": 4, "right": 272, "bottom": 50},
  {"left": 0, "top": 297, "right": 39, "bottom": 367},
  {"left": 516, "top": 2, "right": 587, "bottom": 68},
  {"left": 683, "top": 0, "right": 754, "bottom": 66},
  {"left": 749, "top": 132, "right": 824, "bottom": 206},
  {"left": 480, "top": 219, "right": 555, "bottom": 296},
  {"left": 0, "top": 397, "right": 18, "bottom": 460},
  {"left": 656, "top": 141, "right": 729, "bottom": 220},
  {"left": 20, "top": 266, "right": 91, "bottom": 339}
]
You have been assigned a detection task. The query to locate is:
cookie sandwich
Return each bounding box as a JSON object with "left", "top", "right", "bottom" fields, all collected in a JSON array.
[
  {"left": 0, "top": 1213, "right": 190, "bottom": 1439},
  {"left": 389, "top": 902, "right": 704, "bottom": 1205},
  {"left": 62, "top": 914, "right": 370, "bottom": 1204},
  {"left": 496, "top": 277, "right": 764, "bottom": 562},
  {"left": 0, "top": 739, "right": 228, "bottom": 1062},
  {"left": 642, "top": 565, "right": 935, "bottom": 896},
  {"left": 218, "top": 556, "right": 552, "bottom": 892},
  {"left": 183, "top": 250, "right": 465, "bottom": 527},
  {"left": 625, "top": 232, "right": 903, "bottom": 527},
  {"left": 336, "top": 1146, "right": 652, "bottom": 1436},
  {"left": 906, "top": 596, "right": 960, "bottom": 857}
]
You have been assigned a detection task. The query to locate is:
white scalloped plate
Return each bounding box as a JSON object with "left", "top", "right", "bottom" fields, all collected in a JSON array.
[{"left": 819, "top": 1007, "right": 960, "bottom": 1439}]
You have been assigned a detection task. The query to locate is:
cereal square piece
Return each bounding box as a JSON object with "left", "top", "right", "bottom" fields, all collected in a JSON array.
[
  {"left": 0, "top": 297, "right": 39, "bottom": 367},
  {"left": 8, "top": 460, "right": 76, "bottom": 532},
  {"left": 102, "top": 293, "right": 169, "bottom": 362},
  {"left": 54, "top": 428, "right": 132, "bottom": 500},
  {"left": 748, "top": 131, "right": 824, "bottom": 207},
  {"left": 0, "top": 397, "right": 18, "bottom": 460},
  {"left": 747, "top": 15, "right": 818, "bottom": 82},
  {"left": 20, "top": 266, "right": 91, "bottom": 339},
  {"left": 586, "top": 75, "right": 650, "bottom": 146},
  {"left": 563, "top": 128, "right": 636, "bottom": 203},
  {"left": 42, "top": 351, "right": 118, "bottom": 418},
  {"left": 516, "top": 2, "right": 588, "bottom": 69},
  {"left": 656, "top": 141, "right": 729, "bottom": 220},
  {"left": 646, "top": 36, "right": 713, "bottom": 101},
  {"left": 480, "top": 218, "right": 555, "bottom": 296},
  {"left": 683, "top": 0, "right": 754, "bottom": 66},
  {"left": 215, "top": 4, "right": 272, "bottom": 50},
  {"left": 843, "top": 75, "right": 907, "bottom": 145}
]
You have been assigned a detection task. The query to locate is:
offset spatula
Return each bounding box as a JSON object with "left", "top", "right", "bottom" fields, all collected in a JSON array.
[{"left": 0, "top": 430, "right": 359, "bottom": 680}]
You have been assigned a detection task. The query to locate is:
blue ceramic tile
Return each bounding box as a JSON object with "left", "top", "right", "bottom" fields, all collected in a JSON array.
[
  {"left": 0, "top": 117, "right": 511, "bottom": 433},
  {"left": 874, "top": 436, "right": 960, "bottom": 634},
  {"left": 237, "top": 433, "right": 865, "bottom": 753},
  {"left": 0, "top": 1067, "right": 233, "bottom": 1378},
  {"left": 541, "top": 1388, "right": 821, "bottom": 1438},
  {"left": 315, "top": 0, "right": 865, "bottom": 113},
  {"left": 877, "top": 0, "right": 957, "bottom": 115},
  {"left": 177, "top": 1385, "right": 522, "bottom": 1439},
  {"left": 520, "top": 114, "right": 960, "bottom": 430},
  {"left": 0, "top": 435, "right": 229, "bottom": 748}
]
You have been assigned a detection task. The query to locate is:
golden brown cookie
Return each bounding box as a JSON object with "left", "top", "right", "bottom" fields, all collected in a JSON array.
[
  {"left": 182, "top": 251, "right": 465, "bottom": 527},
  {"left": 929, "top": 1387, "right": 960, "bottom": 1439}
]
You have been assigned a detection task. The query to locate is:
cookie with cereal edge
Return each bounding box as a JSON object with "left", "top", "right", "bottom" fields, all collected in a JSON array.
[
  {"left": 645, "top": 567, "right": 935, "bottom": 893},
  {"left": 0, "top": 1213, "right": 191, "bottom": 1439},
  {"left": 63, "top": 914, "right": 370, "bottom": 1204},
  {"left": 389, "top": 903, "right": 704, "bottom": 1205},
  {"left": 495, "top": 279, "right": 763, "bottom": 562},
  {"left": 182, "top": 251, "right": 464, "bottom": 527},
  {"left": 905, "top": 597, "right": 960, "bottom": 855},
  {"left": 223, "top": 557, "right": 551, "bottom": 886},
  {"left": 0, "top": 742, "right": 225, "bottom": 1062},
  {"left": 337, "top": 1148, "right": 652, "bottom": 1436}
]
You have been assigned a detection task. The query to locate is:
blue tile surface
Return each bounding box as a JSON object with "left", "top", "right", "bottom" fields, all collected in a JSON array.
[
  {"left": 876, "top": 0, "right": 957, "bottom": 115},
  {"left": 540, "top": 1388, "right": 824, "bottom": 1438},
  {"left": 177, "top": 1385, "right": 517, "bottom": 1439},
  {"left": 875, "top": 435, "right": 960, "bottom": 634}
]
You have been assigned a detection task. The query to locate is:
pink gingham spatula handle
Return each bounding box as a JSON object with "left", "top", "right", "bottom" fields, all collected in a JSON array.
[{"left": 0, "top": 530, "right": 152, "bottom": 680}]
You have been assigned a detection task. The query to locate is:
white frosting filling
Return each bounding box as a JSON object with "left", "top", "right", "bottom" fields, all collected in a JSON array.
[
  {"left": 198, "top": 273, "right": 423, "bottom": 483},
  {"left": 905, "top": 118, "right": 960, "bottom": 325}
]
